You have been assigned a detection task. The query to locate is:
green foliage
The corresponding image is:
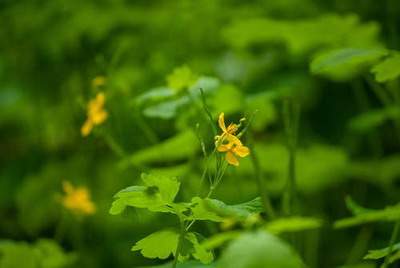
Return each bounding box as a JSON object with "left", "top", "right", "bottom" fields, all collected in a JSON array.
[
  {"left": 120, "top": 131, "right": 198, "bottom": 166},
  {"left": 109, "top": 173, "right": 180, "bottom": 215},
  {"left": 239, "top": 143, "right": 349, "bottom": 194},
  {"left": 0, "top": 239, "right": 75, "bottom": 268},
  {"left": 348, "top": 106, "right": 400, "bottom": 133},
  {"left": 187, "top": 197, "right": 223, "bottom": 222},
  {"left": 371, "top": 54, "right": 400, "bottom": 82},
  {"left": 364, "top": 243, "right": 400, "bottom": 260},
  {"left": 224, "top": 14, "right": 380, "bottom": 55},
  {"left": 334, "top": 202, "right": 400, "bottom": 229},
  {"left": 131, "top": 230, "right": 213, "bottom": 264},
  {"left": 131, "top": 230, "right": 179, "bottom": 260},
  {"left": 204, "top": 197, "right": 263, "bottom": 220},
  {"left": 217, "top": 231, "right": 304, "bottom": 268},
  {"left": 265, "top": 217, "right": 323, "bottom": 234},
  {"left": 167, "top": 66, "right": 198, "bottom": 92},
  {"left": 310, "top": 48, "right": 387, "bottom": 81}
]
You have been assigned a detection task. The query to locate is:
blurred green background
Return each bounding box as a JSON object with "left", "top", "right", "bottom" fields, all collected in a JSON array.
[{"left": 1, "top": 0, "right": 400, "bottom": 267}]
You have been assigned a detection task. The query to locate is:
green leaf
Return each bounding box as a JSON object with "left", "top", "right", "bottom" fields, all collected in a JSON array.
[
  {"left": 371, "top": 54, "right": 400, "bottom": 82},
  {"left": 348, "top": 106, "right": 400, "bottom": 133},
  {"left": 239, "top": 143, "right": 349, "bottom": 195},
  {"left": 185, "top": 233, "right": 213, "bottom": 264},
  {"left": 109, "top": 173, "right": 180, "bottom": 215},
  {"left": 139, "top": 261, "right": 216, "bottom": 268},
  {"left": 349, "top": 155, "right": 400, "bottom": 186},
  {"left": 201, "top": 231, "right": 241, "bottom": 250},
  {"left": 265, "top": 217, "right": 322, "bottom": 234},
  {"left": 143, "top": 98, "right": 188, "bottom": 119},
  {"left": 120, "top": 131, "right": 198, "bottom": 166},
  {"left": 345, "top": 196, "right": 376, "bottom": 216},
  {"left": 310, "top": 48, "right": 387, "bottom": 81},
  {"left": 223, "top": 14, "right": 380, "bottom": 55},
  {"left": 167, "top": 66, "right": 198, "bottom": 92},
  {"left": 131, "top": 230, "right": 179, "bottom": 259},
  {"left": 245, "top": 93, "right": 277, "bottom": 131},
  {"left": 204, "top": 197, "right": 263, "bottom": 220},
  {"left": 364, "top": 243, "right": 400, "bottom": 260},
  {"left": 218, "top": 231, "right": 304, "bottom": 268},
  {"left": 211, "top": 85, "right": 244, "bottom": 115},
  {"left": 187, "top": 197, "right": 224, "bottom": 222},
  {"left": 131, "top": 231, "right": 213, "bottom": 264},
  {"left": 334, "top": 203, "right": 400, "bottom": 229},
  {"left": 0, "top": 239, "right": 75, "bottom": 268}
]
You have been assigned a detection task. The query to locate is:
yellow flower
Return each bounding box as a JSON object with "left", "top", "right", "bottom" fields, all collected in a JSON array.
[
  {"left": 215, "top": 112, "right": 239, "bottom": 142},
  {"left": 81, "top": 92, "right": 108, "bottom": 137},
  {"left": 217, "top": 135, "right": 250, "bottom": 166},
  {"left": 61, "top": 181, "right": 96, "bottom": 215},
  {"left": 215, "top": 112, "right": 250, "bottom": 166}
]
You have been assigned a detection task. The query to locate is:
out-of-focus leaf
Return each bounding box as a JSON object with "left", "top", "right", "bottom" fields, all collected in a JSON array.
[
  {"left": 371, "top": 54, "right": 400, "bottom": 82},
  {"left": 223, "top": 15, "right": 380, "bottom": 55},
  {"left": 201, "top": 231, "right": 241, "bottom": 250},
  {"left": 204, "top": 197, "right": 263, "bottom": 220},
  {"left": 245, "top": 93, "right": 277, "bottom": 131},
  {"left": 0, "top": 239, "right": 75, "bottom": 268},
  {"left": 345, "top": 196, "right": 376, "bottom": 216},
  {"left": 141, "top": 76, "right": 220, "bottom": 119},
  {"left": 349, "top": 155, "right": 400, "bottom": 185},
  {"left": 310, "top": 48, "right": 387, "bottom": 81},
  {"left": 135, "top": 87, "right": 175, "bottom": 106},
  {"left": 334, "top": 203, "right": 400, "bottom": 229},
  {"left": 239, "top": 143, "right": 348, "bottom": 194},
  {"left": 364, "top": 243, "right": 400, "bottom": 260},
  {"left": 218, "top": 231, "right": 304, "bottom": 268},
  {"left": 348, "top": 107, "right": 400, "bottom": 133},
  {"left": 211, "top": 84, "right": 244, "bottom": 115},
  {"left": 187, "top": 197, "right": 223, "bottom": 222},
  {"left": 139, "top": 261, "right": 216, "bottom": 268},
  {"left": 265, "top": 217, "right": 322, "bottom": 234},
  {"left": 120, "top": 131, "right": 198, "bottom": 166},
  {"left": 131, "top": 230, "right": 179, "bottom": 259},
  {"left": 109, "top": 173, "right": 180, "bottom": 215},
  {"left": 167, "top": 66, "right": 198, "bottom": 92},
  {"left": 143, "top": 98, "right": 188, "bottom": 119}
]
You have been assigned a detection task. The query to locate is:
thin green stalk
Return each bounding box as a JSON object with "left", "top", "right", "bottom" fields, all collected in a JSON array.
[
  {"left": 282, "top": 98, "right": 300, "bottom": 216},
  {"left": 382, "top": 221, "right": 400, "bottom": 268},
  {"left": 102, "top": 132, "right": 125, "bottom": 157},
  {"left": 173, "top": 220, "right": 187, "bottom": 268},
  {"left": 249, "top": 142, "right": 275, "bottom": 219},
  {"left": 199, "top": 88, "right": 217, "bottom": 136},
  {"left": 133, "top": 108, "right": 159, "bottom": 144}
]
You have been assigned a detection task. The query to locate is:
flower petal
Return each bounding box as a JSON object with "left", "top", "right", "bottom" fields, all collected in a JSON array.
[
  {"left": 217, "top": 144, "right": 231, "bottom": 152},
  {"left": 226, "top": 151, "right": 239, "bottom": 166},
  {"left": 226, "top": 134, "right": 242, "bottom": 145},
  {"left": 234, "top": 145, "right": 250, "bottom": 157},
  {"left": 218, "top": 112, "right": 227, "bottom": 132},
  {"left": 81, "top": 119, "right": 93, "bottom": 137}
]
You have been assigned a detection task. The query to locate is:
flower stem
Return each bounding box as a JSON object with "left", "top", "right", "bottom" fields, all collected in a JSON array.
[
  {"left": 282, "top": 98, "right": 300, "bottom": 216},
  {"left": 172, "top": 220, "right": 186, "bottom": 268},
  {"left": 249, "top": 141, "right": 275, "bottom": 219},
  {"left": 382, "top": 221, "right": 400, "bottom": 268}
]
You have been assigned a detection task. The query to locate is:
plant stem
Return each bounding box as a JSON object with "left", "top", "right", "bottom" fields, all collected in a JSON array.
[
  {"left": 173, "top": 220, "right": 186, "bottom": 268},
  {"left": 102, "top": 131, "right": 125, "bottom": 157},
  {"left": 282, "top": 98, "right": 300, "bottom": 216},
  {"left": 249, "top": 141, "right": 275, "bottom": 219},
  {"left": 382, "top": 221, "right": 400, "bottom": 268}
]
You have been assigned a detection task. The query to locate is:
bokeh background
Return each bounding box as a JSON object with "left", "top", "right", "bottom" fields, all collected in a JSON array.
[{"left": 1, "top": 0, "right": 400, "bottom": 267}]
